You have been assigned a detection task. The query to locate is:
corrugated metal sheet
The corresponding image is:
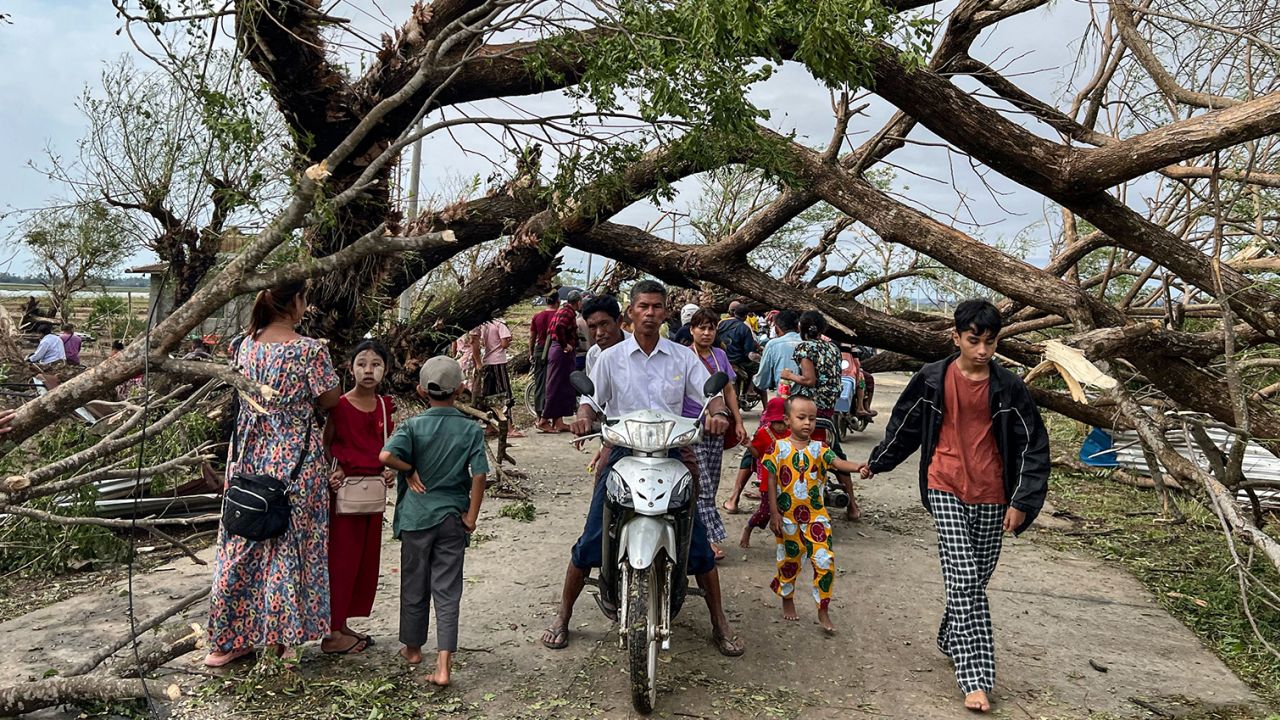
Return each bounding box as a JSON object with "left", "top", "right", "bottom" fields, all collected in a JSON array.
[{"left": 1109, "top": 428, "right": 1280, "bottom": 510}]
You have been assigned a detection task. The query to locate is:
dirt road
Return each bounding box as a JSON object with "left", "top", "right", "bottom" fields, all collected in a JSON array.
[{"left": 0, "top": 375, "right": 1264, "bottom": 718}]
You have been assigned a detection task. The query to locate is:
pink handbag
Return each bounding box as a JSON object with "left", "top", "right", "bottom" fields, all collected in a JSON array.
[{"left": 335, "top": 397, "right": 389, "bottom": 516}]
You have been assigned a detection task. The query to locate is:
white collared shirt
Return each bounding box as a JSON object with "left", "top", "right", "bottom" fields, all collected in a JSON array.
[
  {"left": 585, "top": 331, "right": 632, "bottom": 374},
  {"left": 584, "top": 334, "right": 711, "bottom": 416}
]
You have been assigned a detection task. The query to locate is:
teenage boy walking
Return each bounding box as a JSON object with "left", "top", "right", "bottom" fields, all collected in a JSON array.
[{"left": 859, "top": 299, "right": 1049, "bottom": 713}]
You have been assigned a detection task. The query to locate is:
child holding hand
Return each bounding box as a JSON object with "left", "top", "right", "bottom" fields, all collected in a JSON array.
[{"left": 763, "top": 395, "right": 863, "bottom": 634}]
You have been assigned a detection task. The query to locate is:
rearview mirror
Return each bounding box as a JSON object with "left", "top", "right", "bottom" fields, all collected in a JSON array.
[
  {"left": 570, "top": 370, "right": 595, "bottom": 398},
  {"left": 704, "top": 371, "right": 729, "bottom": 398}
]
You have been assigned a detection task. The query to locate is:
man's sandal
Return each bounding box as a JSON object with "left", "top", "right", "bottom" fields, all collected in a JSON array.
[
  {"left": 711, "top": 630, "right": 745, "bottom": 657},
  {"left": 591, "top": 591, "right": 619, "bottom": 622},
  {"left": 541, "top": 625, "right": 569, "bottom": 649}
]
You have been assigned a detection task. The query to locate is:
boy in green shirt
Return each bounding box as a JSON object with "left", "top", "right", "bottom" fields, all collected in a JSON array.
[{"left": 380, "top": 356, "right": 488, "bottom": 686}]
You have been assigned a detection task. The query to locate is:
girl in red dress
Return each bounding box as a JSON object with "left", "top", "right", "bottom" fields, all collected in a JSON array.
[{"left": 322, "top": 339, "right": 395, "bottom": 654}]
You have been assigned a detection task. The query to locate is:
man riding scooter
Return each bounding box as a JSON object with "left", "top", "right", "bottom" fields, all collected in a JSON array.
[{"left": 541, "top": 280, "right": 744, "bottom": 658}]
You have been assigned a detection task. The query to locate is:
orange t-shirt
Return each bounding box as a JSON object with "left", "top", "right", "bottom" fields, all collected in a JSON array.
[{"left": 927, "top": 362, "right": 1005, "bottom": 504}]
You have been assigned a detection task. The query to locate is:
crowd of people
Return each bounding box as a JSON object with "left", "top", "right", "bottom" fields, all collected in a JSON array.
[{"left": 61, "top": 276, "right": 1049, "bottom": 714}]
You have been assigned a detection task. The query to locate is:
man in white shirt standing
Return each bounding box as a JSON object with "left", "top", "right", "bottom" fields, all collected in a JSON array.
[{"left": 540, "top": 281, "right": 744, "bottom": 658}]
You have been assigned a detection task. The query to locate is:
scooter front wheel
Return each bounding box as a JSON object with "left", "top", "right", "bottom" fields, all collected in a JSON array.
[{"left": 625, "top": 563, "right": 660, "bottom": 714}]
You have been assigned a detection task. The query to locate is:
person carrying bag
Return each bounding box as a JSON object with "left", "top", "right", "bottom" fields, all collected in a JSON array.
[
  {"left": 223, "top": 421, "right": 311, "bottom": 542},
  {"left": 333, "top": 396, "right": 391, "bottom": 516}
]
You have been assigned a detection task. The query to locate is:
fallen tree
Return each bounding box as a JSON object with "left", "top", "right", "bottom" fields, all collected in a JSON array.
[{"left": 0, "top": 1, "right": 1277, "bottom": 710}]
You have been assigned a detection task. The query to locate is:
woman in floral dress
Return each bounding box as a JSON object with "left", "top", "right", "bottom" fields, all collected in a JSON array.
[
  {"left": 780, "top": 310, "right": 862, "bottom": 521},
  {"left": 204, "top": 282, "right": 341, "bottom": 667}
]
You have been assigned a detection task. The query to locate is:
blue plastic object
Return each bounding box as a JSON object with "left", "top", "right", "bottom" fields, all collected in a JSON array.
[{"left": 1079, "top": 427, "right": 1119, "bottom": 467}]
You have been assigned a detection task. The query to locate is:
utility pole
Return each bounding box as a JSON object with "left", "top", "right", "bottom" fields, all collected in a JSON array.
[{"left": 398, "top": 123, "right": 423, "bottom": 321}]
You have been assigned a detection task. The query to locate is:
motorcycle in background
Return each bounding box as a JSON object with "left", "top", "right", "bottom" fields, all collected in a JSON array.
[
  {"left": 834, "top": 345, "right": 876, "bottom": 438},
  {"left": 570, "top": 369, "right": 730, "bottom": 715}
]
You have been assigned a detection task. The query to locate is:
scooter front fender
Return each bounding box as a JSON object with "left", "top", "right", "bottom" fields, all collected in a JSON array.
[{"left": 617, "top": 515, "right": 676, "bottom": 571}]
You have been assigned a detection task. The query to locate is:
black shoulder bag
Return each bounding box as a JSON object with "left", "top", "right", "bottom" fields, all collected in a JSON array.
[{"left": 222, "top": 420, "right": 312, "bottom": 542}]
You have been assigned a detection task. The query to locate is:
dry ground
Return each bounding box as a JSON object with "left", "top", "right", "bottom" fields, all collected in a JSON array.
[{"left": 0, "top": 375, "right": 1266, "bottom": 719}]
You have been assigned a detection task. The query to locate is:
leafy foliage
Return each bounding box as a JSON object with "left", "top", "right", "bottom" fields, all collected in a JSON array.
[{"left": 21, "top": 203, "right": 133, "bottom": 322}]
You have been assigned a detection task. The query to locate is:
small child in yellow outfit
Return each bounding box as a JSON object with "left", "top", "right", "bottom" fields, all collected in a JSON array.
[{"left": 763, "top": 395, "right": 863, "bottom": 634}]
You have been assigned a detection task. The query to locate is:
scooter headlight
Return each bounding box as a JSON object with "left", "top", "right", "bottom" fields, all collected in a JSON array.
[
  {"left": 606, "top": 470, "right": 633, "bottom": 507},
  {"left": 669, "top": 425, "right": 700, "bottom": 447},
  {"left": 624, "top": 419, "right": 675, "bottom": 453}
]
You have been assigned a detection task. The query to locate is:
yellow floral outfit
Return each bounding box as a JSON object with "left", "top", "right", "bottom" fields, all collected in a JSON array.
[{"left": 762, "top": 438, "right": 836, "bottom": 609}]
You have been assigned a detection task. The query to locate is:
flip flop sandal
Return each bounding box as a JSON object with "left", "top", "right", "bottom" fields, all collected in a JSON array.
[
  {"left": 711, "top": 631, "right": 745, "bottom": 657},
  {"left": 591, "top": 590, "right": 619, "bottom": 622},
  {"left": 541, "top": 626, "right": 569, "bottom": 650},
  {"left": 203, "top": 647, "right": 254, "bottom": 668},
  {"left": 345, "top": 631, "right": 375, "bottom": 646},
  {"left": 322, "top": 636, "right": 369, "bottom": 655},
  {"left": 722, "top": 501, "right": 741, "bottom": 515}
]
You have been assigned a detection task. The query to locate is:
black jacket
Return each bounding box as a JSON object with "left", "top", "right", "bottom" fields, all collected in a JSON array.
[{"left": 866, "top": 354, "right": 1050, "bottom": 534}]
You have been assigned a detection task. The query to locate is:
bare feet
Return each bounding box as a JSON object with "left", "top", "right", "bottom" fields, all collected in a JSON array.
[
  {"left": 400, "top": 646, "right": 423, "bottom": 665},
  {"left": 818, "top": 607, "right": 836, "bottom": 635},
  {"left": 964, "top": 690, "right": 991, "bottom": 712},
  {"left": 739, "top": 525, "right": 752, "bottom": 549},
  {"left": 846, "top": 498, "right": 862, "bottom": 522},
  {"left": 426, "top": 651, "right": 452, "bottom": 686},
  {"left": 711, "top": 543, "right": 726, "bottom": 561},
  {"left": 781, "top": 597, "right": 799, "bottom": 621},
  {"left": 722, "top": 498, "right": 739, "bottom": 515}
]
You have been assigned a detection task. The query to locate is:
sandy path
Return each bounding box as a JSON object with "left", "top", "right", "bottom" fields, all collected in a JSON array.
[{"left": 0, "top": 375, "right": 1262, "bottom": 718}]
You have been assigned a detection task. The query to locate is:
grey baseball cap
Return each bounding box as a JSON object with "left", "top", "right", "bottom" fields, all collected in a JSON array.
[{"left": 420, "top": 355, "right": 463, "bottom": 397}]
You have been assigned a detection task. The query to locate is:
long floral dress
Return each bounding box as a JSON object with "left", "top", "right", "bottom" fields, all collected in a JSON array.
[{"left": 207, "top": 337, "right": 340, "bottom": 652}]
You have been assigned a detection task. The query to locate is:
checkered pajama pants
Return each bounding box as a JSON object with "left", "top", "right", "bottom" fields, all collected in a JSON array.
[
  {"left": 928, "top": 488, "right": 1006, "bottom": 694},
  {"left": 692, "top": 435, "right": 728, "bottom": 543}
]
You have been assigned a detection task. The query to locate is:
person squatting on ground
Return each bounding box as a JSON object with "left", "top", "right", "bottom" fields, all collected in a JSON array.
[
  {"left": 734, "top": 397, "right": 789, "bottom": 547},
  {"left": 763, "top": 396, "right": 862, "bottom": 634},
  {"left": 27, "top": 321, "right": 66, "bottom": 367},
  {"left": 685, "top": 307, "right": 748, "bottom": 561},
  {"left": 59, "top": 323, "right": 82, "bottom": 366},
  {"left": 380, "top": 356, "right": 489, "bottom": 687},
  {"left": 540, "top": 280, "right": 744, "bottom": 657},
  {"left": 205, "top": 281, "right": 342, "bottom": 668},
  {"left": 860, "top": 299, "right": 1049, "bottom": 713},
  {"left": 321, "top": 339, "right": 397, "bottom": 655}
]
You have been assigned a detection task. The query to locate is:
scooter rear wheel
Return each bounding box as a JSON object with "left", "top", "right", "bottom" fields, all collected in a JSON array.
[{"left": 625, "top": 563, "right": 660, "bottom": 714}]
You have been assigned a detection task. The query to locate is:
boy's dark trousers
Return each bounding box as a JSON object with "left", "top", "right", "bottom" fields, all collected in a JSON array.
[
  {"left": 400, "top": 514, "right": 467, "bottom": 652},
  {"left": 929, "top": 488, "right": 1005, "bottom": 694}
]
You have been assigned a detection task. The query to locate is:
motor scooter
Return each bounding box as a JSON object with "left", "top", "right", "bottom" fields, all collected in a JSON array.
[
  {"left": 834, "top": 347, "right": 876, "bottom": 438},
  {"left": 570, "top": 369, "right": 730, "bottom": 715}
]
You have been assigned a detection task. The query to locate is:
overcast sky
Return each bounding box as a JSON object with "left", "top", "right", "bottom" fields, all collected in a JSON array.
[{"left": 0, "top": 0, "right": 1097, "bottom": 283}]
